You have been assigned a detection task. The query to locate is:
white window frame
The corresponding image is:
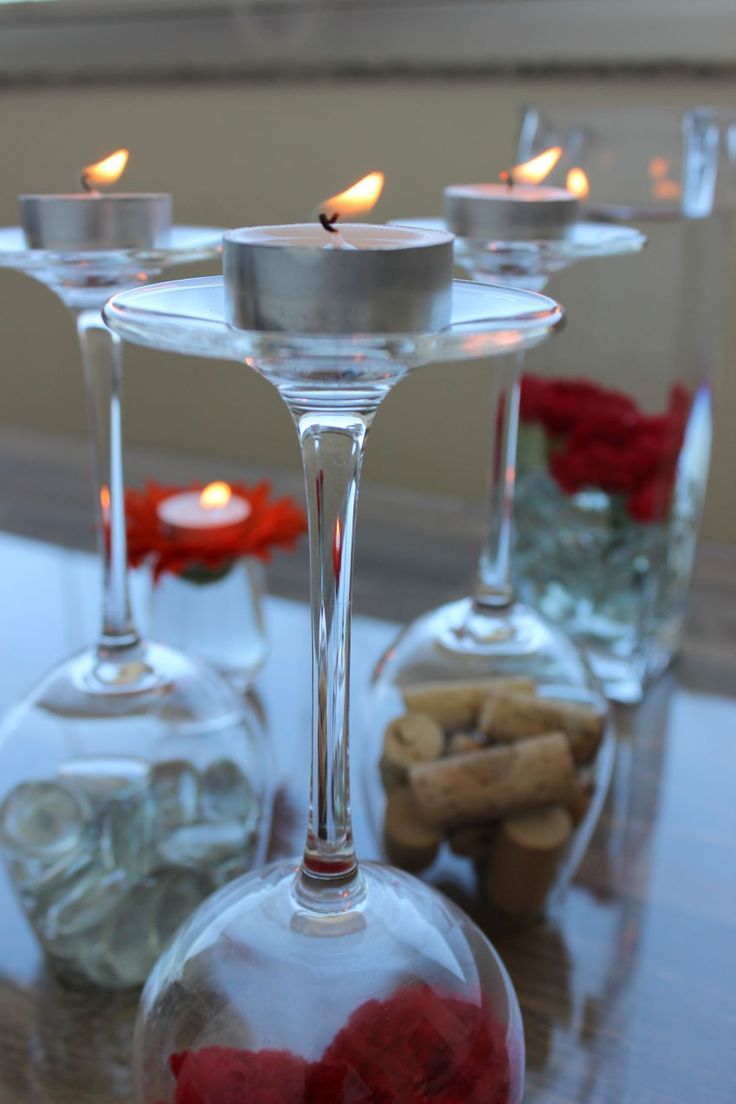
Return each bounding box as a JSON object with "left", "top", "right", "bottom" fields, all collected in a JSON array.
[{"left": 0, "top": 0, "right": 735, "bottom": 82}]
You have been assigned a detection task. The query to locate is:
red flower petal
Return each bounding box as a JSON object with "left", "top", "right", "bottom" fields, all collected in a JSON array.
[
  {"left": 160, "top": 985, "right": 511, "bottom": 1104},
  {"left": 121, "top": 480, "right": 307, "bottom": 579},
  {"left": 169, "top": 1046, "right": 309, "bottom": 1104}
]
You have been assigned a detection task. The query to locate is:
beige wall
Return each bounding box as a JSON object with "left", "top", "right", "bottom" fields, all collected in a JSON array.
[{"left": 0, "top": 77, "right": 734, "bottom": 540}]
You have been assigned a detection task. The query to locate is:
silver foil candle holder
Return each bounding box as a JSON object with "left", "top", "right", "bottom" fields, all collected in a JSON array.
[
  {"left": 223, "top": 223, "right": 454, "bottom": 334},
  {"left": 20, "top": 193, "right": 172, "bottom": 251},
  {"left": 444, "top": 183, "right": 578, "bottom": 241}
]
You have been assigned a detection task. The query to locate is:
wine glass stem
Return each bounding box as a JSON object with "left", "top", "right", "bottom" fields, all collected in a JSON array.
[
  {"left": 76, "top": 308, "right": 139, "bottom": 652},
  {"left": 294, "top": 409, "right": 372, "bottom": 887},
  {"left": 474, "top": 353, "right": 524, "bottom": 611}
]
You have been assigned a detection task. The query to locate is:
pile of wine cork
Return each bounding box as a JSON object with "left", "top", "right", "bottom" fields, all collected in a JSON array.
[{"left": 380, "top": 676, "right": 605, "bottom": 922}]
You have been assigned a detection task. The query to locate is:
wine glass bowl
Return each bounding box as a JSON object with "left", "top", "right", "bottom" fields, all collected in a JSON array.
[
  {"left": 0, "top": 647, "right": 269, "bottom": 990},
  {"left": 136, "top": 860, "right": 524, "bottom": 1103}
]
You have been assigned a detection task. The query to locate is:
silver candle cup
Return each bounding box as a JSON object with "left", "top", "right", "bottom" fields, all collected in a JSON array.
[
  {"left": 223, "top": 224, "right": 454, "bottom": 334},
  {"left": 19, "top": 194, "right": 172, "bottom": 251},
  {"left": 444, "top": 185, "right": 578, "bottom": 242}
]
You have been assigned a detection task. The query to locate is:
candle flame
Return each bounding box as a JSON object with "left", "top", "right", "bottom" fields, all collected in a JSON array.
[
  {"left": 502, "top": 147, "right": 562, "bottom": 186},
  {"left": 319, "top": 171, "right": 385, "bottom": 221},
  {"left": 652, "top": 178, "right": 682, "bottom": 201},
  {"left": 82, "top": 149, "right": 129, "bottom": 191},
  {"left": 566, "top": 167, "right": 589, "bottom": 198},
  {"left": 199, "top": 481, "right": 232, "bottom": 509},
  {"left": 648, "top": 156, "right": 670, "bottom": 180},
  {"left": 100, "top": 485, "right": 111, "bottom": 513}
]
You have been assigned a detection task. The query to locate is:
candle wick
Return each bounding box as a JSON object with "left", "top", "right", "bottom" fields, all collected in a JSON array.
[
  {"left": 319, "top": 211, "right": 340, "bottom": 233},
  {"left": 499, "top": 170, "right": 515, "bottom": 192},
  {"left": 79, "top": 170, "right": 100, "bottom": 196}
]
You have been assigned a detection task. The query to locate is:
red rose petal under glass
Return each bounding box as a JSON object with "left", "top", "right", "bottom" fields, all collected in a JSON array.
[{"left": 159, "top": 983, "right": 510, "bottom": 1104}]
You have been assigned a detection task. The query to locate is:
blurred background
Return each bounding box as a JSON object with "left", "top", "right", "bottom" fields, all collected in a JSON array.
[{"left": 0, "top": 0, "right": 734, "bottom": 541}]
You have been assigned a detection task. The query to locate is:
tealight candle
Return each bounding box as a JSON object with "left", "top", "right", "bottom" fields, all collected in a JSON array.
[
  {"left": 20, "top": 149, "right": 172, "bottom": 251},
  {"left": 224, "top": 171, "right": 453, "bottom": 334},
  {"left": 444, "top": 147, "right": 579, "bottom": 242},
  {"left": 157, "top": 482, "right": 251, "bottom": 547}
]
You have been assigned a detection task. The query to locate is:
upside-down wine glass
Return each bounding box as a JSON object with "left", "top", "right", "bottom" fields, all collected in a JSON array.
[
  {"left": 355, "top": 216, "right": 643, "bottom": 932},
  {"left": 103, "top": 269, "right": 565, "bottom": 1104},
  {"left": 377, "top": 218, "right": 646, "bottom": 689},
  {"left": 0, "top": 228, "right": 270, "bottom": 989}
]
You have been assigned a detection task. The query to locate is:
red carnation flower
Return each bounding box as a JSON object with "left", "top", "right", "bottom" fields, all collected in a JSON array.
[
  {"left": 520, "top": 374, "right": 692, "bottom": 523},
  {"left": 167, "top": 1046, "right": 309, "bottom": 1104},
  {"left": 124, "top": 480, "right": 306, "bottom": 581},
  {"left": 158, "top": 984, "right": 511, "bottom": 1104}
]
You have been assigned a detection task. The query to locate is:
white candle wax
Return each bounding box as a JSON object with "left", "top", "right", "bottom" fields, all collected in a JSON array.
[
  {"left": 157, "top": 491, "right": 251, "bottom": 536},
  {"left": 444, "top": 183, "right": 578, "bottom": 242}
]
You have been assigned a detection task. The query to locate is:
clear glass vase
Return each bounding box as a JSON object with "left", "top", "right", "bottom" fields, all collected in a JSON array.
[
  {"left": 104, "top": 275, "right": 567, "bottom": 1104},
  {"left": 149, "top": 558, "right": 268, "bottom": 689},
  {"left": 514, "top": 105, "right": 736, "bottom": 701}
]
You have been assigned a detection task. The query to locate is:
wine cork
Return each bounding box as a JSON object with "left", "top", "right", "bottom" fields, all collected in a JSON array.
[
  {"left": 409, "top": 732, "right": 575, "bottom": 829},
  {"left": 447, "top": 732, "right": 485, "bottom": 756},
  {"left": 401, "top": 677, "right": 535, "bottom": 730},
  {"left": 448, "top": 822, "right": 497, "bottom": 859},
  {"left": 484, "top": 805, "right": 573, "bottom": 917},
  {"left": 383, "top": 787, "right": 443, "bottom": 873},
  {"left": 379, "top": 712, "right": 444, "bottom": 794},
  {"left": 479, "top": 692, "right": 605, "bottom": 765}
]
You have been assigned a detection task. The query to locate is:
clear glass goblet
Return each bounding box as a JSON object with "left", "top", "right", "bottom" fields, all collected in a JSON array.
[
  {"left": 385, "top": 218, "right": 645, "bottom": 689},
  {"left": 355, "top": 220, "right": 641, "bottom": 932},
  {"left": 104, "top": 275, "right": 565, "bottom": 1104},
  {"left": 0, "top": 230, "right": 270, "bottom": 989}
]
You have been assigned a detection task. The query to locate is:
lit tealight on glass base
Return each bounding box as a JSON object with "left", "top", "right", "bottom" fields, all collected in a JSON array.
[{"left": 104, "top": 273, "right": 564, "bottom": 1104}]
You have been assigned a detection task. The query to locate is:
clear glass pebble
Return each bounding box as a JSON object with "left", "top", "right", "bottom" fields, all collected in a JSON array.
[
  {"left": 105, "top": 878, "right": 161, "bottom": 987},
  {"left": 0, "top": 782, "right": 87, "bottom": 860},
  {"left": 1, "top": 752, "right": 261, "bottom": 988},
  {"left": 157, "top": 820, "right": 250, "bottom": 870},
  {"left": 199, "top": 759, "right": 253, "bottom": 824},
  {"left": 45, "top": 864, "right": 129, "bottom": 943},
  {"left": 99, "top": 788, "right": 156, "bottom": 882},
  {"left": 150, "top": 760, "right": 200, "bottom": 831},
  {"left": 56, "top": 756, "right": 150, "bottom": 805}
]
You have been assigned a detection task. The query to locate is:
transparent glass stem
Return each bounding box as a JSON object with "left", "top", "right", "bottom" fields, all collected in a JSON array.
[
  {"left": 76, "top": 308, "right": 139, "bottom": 654},
  {"left": 292, "top": 407, "right": 373, "bottom": 894},
  {"left": 474, "top": 352, "right": 524, "bottom": 612}
]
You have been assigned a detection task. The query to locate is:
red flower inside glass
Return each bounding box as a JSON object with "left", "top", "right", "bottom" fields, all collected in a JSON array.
[
  {"left": 520, "top": 376, "right": 691, "bottom": 523},
  {"left": 154, "top": 983, "right": 511, "bottom": 1104}
]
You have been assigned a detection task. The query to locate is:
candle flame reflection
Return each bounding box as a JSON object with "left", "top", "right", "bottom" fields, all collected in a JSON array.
[
  {"left": 319, "top": 171, "right": 385, "bottom": 221},
  {"left": 566, "top": 167, "right": 589, "bottom": 198},
  {"left": 81, "top": 149, "right": 130, "bottom": 192},
  {"left": 648, "top": 156, "right": 670, "bottom": 180},
  {"left": 503, "top": 147, "right": 562, "bottom": 186},
  {"left": 200, "top": 481, "right": 233, "bottom": 509}
]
